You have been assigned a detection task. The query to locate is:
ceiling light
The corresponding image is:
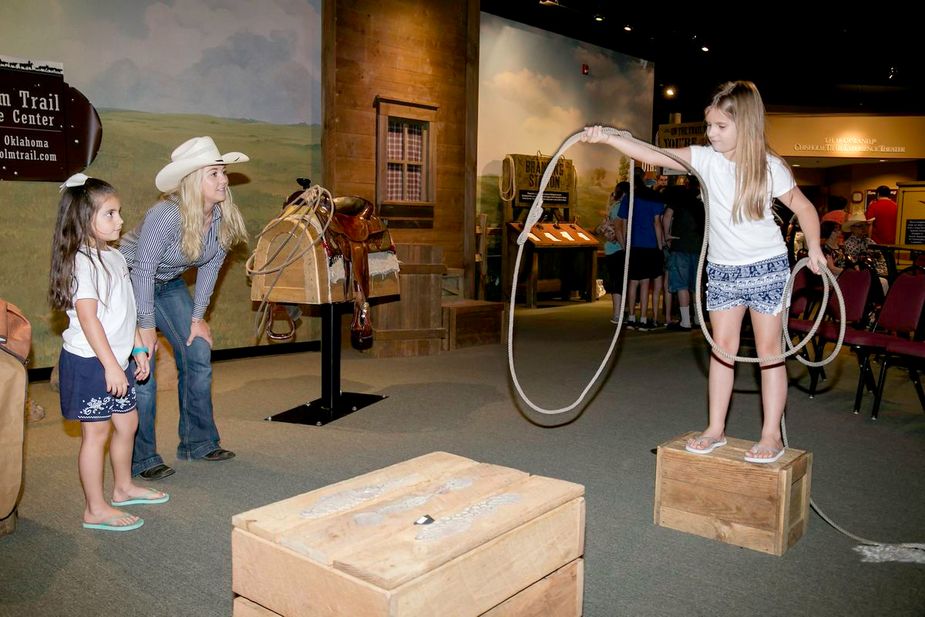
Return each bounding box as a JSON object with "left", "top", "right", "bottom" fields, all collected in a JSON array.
[
  {"left": 538, "top": 0, "right": 560, "bottom": 6},
  {"left": 701, "top": 46, "right": 710, "bottom": 52},
  {"left": 663, "top": 86, "right": 677, "bottom": 99},
  {"left": 624, "top": 25, "right": 632, "bottom": 32},
  {"left": 594, "top": 14, "right": 605, "bottom": 22}
]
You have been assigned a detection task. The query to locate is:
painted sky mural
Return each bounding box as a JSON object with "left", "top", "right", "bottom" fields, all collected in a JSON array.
[
  {"left": 478, "top": 13, "right": 653, "bottom": 179},
  {"left": 3, "top": 0, "right": 321, "bottom": 124}
]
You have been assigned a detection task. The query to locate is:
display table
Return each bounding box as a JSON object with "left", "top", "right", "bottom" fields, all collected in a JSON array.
[{"left": 505, "top": 222, "right": 599, "bottom": 308}]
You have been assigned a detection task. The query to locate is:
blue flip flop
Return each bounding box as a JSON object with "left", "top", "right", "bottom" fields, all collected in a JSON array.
[
  {"left": 83, "top": 516, "right": 144, "bottom": 532},
  {"left": 111, "top": 489, "right": 170, "bottom": 507}
]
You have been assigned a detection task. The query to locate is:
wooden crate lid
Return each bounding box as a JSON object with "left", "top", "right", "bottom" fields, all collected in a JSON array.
[
  {"left": 659, "top": 432, "right": 806, "bottom": 467},
  {"left": 232, "top": 451, "right": 584, "bottom": 590}
]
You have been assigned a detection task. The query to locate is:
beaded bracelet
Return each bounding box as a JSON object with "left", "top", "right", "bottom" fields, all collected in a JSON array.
[{"left": 132, "top": 346, "right": 149, "bottom": 355}]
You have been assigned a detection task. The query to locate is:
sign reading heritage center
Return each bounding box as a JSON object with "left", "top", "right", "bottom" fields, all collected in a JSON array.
[{"left": 0, "top": 55, "right": 102, "bottom": 182}]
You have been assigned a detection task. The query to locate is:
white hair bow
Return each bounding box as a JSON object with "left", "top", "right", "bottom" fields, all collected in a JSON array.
[{"left": 59, "top": 173, "right": 90, "bottom": 191}]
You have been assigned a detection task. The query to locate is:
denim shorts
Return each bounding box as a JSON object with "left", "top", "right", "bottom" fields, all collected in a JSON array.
[
  {"left": 705, "top": 254, "right": 790, "bottom": 315},
  {"left": 58, "top": 349, "right": 137, "bottom": 422},
  {"left": 667, "top": 251, "right": 699, "bottom": 293}
]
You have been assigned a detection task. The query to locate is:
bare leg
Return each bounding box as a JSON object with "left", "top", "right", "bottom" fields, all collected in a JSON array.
[
  {"left": 610, "top": 293, "right": 622, "bottom": 321},
  {"left": 79, "top": 420, "right": 138, "bottom": 526},
  {"left": 664, "top": 273, "right": 673, "bottom": 324},
  {"left": 678, "top": 289, "right": 692, "bottom": 326},
  {"left": 626, "top": 280, "right": 639, "bottom": 321},
  {"left": 652, "top": 275, "right": 664, "bottom": 324},
  {"left": 110, "top": 410, "right": 167, "bottom": 503},
  {"left": 749, "top": 309, "right": 786, "bottom": 458},
  {"left": 638, "top": 279, "right": 651, "bottom": 322},
  {"left": 689, "top": 306, "right": 746, "bottom": 450}
]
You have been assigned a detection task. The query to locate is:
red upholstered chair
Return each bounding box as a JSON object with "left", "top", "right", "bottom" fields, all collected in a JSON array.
[
  {"left": 788, "top": 268, "right": 872, "bottom": 397},
  {"left": 871, "top": 339, "right": 925, "bottom": 419},
  {"left": 841, "top": 267, "right": 925, "bottom": 417}
]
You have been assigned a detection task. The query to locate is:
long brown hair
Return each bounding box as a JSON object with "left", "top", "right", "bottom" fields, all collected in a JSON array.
[
  {"left": 48, "top": 179, "right": 118, "bottom": 310},
  {"left": 707, "top": 81, "right": 778, "bottom": 223}
]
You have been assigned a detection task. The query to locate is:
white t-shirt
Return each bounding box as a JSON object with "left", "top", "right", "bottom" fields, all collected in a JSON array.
[
  {"left": 62, "top": 248, "right": 137, "bottom": 369},
  {"left": 689, "top": 145, "right": 795, "bottom": 265}
]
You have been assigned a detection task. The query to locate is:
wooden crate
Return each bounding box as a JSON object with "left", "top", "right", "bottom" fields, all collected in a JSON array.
[
  {"left": 654, "top": 432, "right": 812, "bottom": 556},
  {"left": 441, "top": 299, "right": 504, "bottom": 351},
  {"left": 232, "top": 451, "right": 585, "bottom": 617},
  {"left": 234, "top": 597, "right": 283, "bottom": 617},
  {"left": 368, "top": 244, "right": 446, "bottom": 357}
]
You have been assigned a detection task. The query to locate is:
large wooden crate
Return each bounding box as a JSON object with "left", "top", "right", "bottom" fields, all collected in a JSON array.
[
  {"left": 654, "top": 432, "right": 812, "bottom": 556},
  {"left": 368, "top": 244, "right": 446, "bottom": 357},
  {"left": 232, "top": 451, "right": 585, "bottom": 617},
  {"left": 441, "top": 299, "right": 504, "bottom": 351}
]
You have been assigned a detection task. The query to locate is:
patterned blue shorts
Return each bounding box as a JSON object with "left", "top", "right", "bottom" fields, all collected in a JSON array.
[
  {"left": 705, "top": 254, "right": 790, "bottom": 315},
  {"left": 58, "top": 349, "right": 137, "bottom": 422}
]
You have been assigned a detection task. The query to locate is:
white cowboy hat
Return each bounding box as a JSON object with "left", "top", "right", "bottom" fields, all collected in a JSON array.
[
  {"left": 155, "top": 136, "right": 249, "bottom": 193},
  {"left": 841, "top": 211, "right": 875, "bottom": 231}
]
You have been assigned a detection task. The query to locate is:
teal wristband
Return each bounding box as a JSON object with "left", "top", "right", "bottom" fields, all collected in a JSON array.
[{"left": 132, "top": 346, "right": 149, "bottom": 355}]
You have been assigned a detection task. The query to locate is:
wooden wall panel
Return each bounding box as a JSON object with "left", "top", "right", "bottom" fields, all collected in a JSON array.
[{"left": 325, "top": 0, "right": 475, "bottom": 272}]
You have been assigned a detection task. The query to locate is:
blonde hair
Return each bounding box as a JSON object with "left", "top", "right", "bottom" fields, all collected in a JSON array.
[
  {"left": 174, "top": 167, "right": 248, "bottom": 261},
  {"left": 707, "top": 81, "right": 780, "bottom": 223}
]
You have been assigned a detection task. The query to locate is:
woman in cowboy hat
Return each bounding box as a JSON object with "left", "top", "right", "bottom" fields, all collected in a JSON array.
[{"left": 118, "top": 136, "right": 249, "bottom": 480}]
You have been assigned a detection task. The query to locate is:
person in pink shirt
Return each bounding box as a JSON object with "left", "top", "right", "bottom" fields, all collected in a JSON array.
[
  {"left": 866, "top": 185, "right": 898, "bottom": 245},
  {"left": 820, "top": 195, "right": 848, "bottom": 227}
]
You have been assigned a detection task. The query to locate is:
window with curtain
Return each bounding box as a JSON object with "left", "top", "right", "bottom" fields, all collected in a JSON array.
[
  {"left": 376, "top": 98, "right": 437, "bottom": 228},
  {"left": 386, "top": 119, "right": 426, "bottom": 202}
]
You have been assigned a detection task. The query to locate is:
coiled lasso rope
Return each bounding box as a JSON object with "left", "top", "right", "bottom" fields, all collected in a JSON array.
[
  {"left": 245, "top": 185, "right": 334, "bottom": 341},
  {"left": 507, "top": 126, "right": 924, "bottom": 561}
]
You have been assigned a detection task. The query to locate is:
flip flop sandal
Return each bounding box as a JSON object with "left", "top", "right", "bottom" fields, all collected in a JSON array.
[{"left": 685, "top": 435, "right": 727, "bottom": 454}]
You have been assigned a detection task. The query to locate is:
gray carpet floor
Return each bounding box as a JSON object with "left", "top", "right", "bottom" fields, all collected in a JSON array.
[{"left": 1, "top": 300, "right": 924, "bottom": 617}]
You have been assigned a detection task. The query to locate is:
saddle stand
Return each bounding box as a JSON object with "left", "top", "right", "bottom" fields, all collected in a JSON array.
[
  {"left": 249, "top": 185, "right": 400, "bottom": 426},
  {"left": 266, "top": 302, "right": 385, "bottom": 426}
]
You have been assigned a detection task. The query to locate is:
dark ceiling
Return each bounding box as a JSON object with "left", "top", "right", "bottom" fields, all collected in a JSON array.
[{"left": 480, "top": 1, "right": 925, "bottom": 125}]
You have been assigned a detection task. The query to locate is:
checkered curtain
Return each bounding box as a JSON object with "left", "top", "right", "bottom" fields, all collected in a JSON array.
[{"left": 386, "top": 120, "right": 424, "bottom": 201}]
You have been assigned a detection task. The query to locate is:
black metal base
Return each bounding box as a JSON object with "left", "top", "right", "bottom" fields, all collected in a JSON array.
[{"left": 266, "top": 392, "right": 386, "bottom": 426}]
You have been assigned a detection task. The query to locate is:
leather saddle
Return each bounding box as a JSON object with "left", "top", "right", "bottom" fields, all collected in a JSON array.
[{"left": 320, "top": 195, "right": 391, "bottom": 350}]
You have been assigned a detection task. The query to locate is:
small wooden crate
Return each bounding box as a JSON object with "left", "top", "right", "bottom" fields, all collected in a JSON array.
[
  {"left": 232, "top": 451, "right": 585, "bottom": 617},
  {"left": 441, "top": 299, "right": 504, "bottom": 351},
  {"left": 654, "top": 432, "right": 812, "bottom": 556}
]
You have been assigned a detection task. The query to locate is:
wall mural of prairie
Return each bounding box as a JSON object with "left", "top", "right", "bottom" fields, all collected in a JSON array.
[
  {"left": 0, "top": 0, "right": 322, "bottom": 368},
  {"left": 478, "top": 13, "right": 654, "bottom": 297}
]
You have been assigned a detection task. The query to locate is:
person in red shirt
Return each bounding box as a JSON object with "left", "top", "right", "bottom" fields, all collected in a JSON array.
[{"left": 866, "top": 185, "right": 898, "bottom": 245}]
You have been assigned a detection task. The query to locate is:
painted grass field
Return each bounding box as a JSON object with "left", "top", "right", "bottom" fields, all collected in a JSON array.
[{"left": 0, "top": 109, "right": 321, "bottom": 368}]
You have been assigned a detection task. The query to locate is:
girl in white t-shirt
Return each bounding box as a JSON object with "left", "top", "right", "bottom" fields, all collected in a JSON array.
[
  {"left": 49, "top": 174, "right": 166, "bottom": 532},
  {"left": 583, "top": 81, "right": 824, "bottom": 464}
]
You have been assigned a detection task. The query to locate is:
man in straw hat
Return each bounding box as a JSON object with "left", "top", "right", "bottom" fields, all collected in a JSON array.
[{"left": 118, "top": 136, "right": 249, "bottom": 481}]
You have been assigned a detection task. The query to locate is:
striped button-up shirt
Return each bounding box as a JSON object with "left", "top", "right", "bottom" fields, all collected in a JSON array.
[{"left": 118, "top": 198, "right": 227, "bottom": 329}]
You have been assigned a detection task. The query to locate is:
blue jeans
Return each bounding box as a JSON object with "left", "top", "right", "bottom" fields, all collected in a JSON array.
[{"left": 132, "top": 277, "right": 221, "bottom": 475}]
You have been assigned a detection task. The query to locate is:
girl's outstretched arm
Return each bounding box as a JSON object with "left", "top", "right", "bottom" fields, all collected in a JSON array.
[{"left": 581, "top": 126, "right": 691, "bottom": 171}]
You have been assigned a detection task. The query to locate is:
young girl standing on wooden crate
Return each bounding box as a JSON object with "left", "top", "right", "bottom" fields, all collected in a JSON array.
[{"left": 583, "top": 81, "right": 824, "bottom": 463}]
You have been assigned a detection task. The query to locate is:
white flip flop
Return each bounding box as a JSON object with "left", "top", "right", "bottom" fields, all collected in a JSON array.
[
  {"left": 744, "top": 445, "right": 785, "bottom": 464},
  {"left": 685, "top": 435, "right": 727, "bottom": 455}
]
